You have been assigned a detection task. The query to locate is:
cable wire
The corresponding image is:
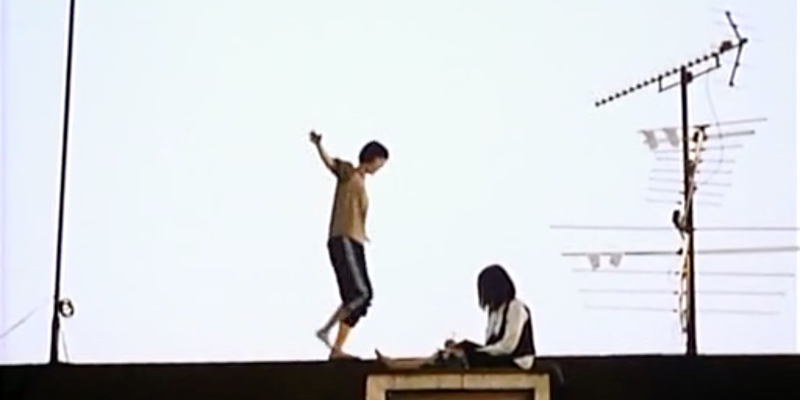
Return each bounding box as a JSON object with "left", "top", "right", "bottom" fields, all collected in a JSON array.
[
  {"left": 579, "top": 288, "right": 784, "bottom": 296},
  {"left": 551, "top": 224, "right": 800, "bottom": 232},
  {"left": 0, "top": 298, "right": 50, "bottom": 341},
  {"left": 60, "top": 328, "right": 70, "bottom": 363},
  {"left": 563, "top": 245, "right": 800, "bottom": 257},
  {"left": 585, "top": 305, "right": 776, "bottom": 316},
  {"left": 699, "top": 70, "right": 726, "bottom": 187},
  {"left": 571, "top": 268, "right": 795, "bottom": 278}
]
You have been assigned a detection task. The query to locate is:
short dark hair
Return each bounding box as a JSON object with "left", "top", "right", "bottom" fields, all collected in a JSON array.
[
  {"left": 477, "top": 264, "right": 517, "bottom": 311},
  {"left": 358, "top": 140, "right": 389, "bottom": 163}
]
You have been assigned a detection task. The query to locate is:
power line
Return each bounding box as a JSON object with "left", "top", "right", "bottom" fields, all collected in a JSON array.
[
  {"left": 585, "top": 305, "right": 776, "bottom": 316},
  {"left": 563, "top": 245, "right": 800, "bottom": 257},
  {"left": 579, "top": 288, "right": 785, "bottom": 297},
  {"left": 653, "top": 157, "right": 736, "bottom": 164},
  {"left": 0, "top": 299, "right": 51, "bottom": 341},
  {"left": 648, "top": 177, "right": 731, "bottom": 186},
  {"left": 586, "top": 305, "right": 673, "bottom": 313},
  {"left": 551, "top": 224, "right": 800, "bottom": 232},
  {"left": 702, "top": 308, "right": 777, "bottom": 316},
  {"left": 655, "top": 143, "right": 744, "bottom": 154},
  {"left": 646, "top": 198, "right": 721, "bottom": 207},
  {"left": 572, "top": 269, "right": 795, "bottom": 278},
  {"left": 640, "top": 117, "right": 765, "bottom": 132},
  {"left": 648, "top": 187, "right": 726, "bottom": 198},
  {"left": 60, "top": 329, "right": 71, "bottom": 363},
  {"left": 650, "top": 169, "right": 733, "bottom": 175}
]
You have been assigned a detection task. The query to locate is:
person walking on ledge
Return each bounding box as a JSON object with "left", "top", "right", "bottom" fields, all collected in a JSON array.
[{"left": 309, "top": 130, "right": 389, "bottom": 360}]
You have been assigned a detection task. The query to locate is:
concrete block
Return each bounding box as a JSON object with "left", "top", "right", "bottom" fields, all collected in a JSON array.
[{"left": 365, "top": 371, "right": 551, "bottom": 400}]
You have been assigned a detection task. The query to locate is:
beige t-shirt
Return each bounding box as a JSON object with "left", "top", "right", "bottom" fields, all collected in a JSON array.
[{"left": 328, "top": 159, "right": 368, "bottom": 243}]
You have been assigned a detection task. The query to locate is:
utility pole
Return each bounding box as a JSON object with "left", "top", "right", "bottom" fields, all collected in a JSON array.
[
  {"left": 593, "top": 11, "right": 747, "bottom": 356},
  {"left": 50, "top": 0, "right": 78, "bottom": 365}
]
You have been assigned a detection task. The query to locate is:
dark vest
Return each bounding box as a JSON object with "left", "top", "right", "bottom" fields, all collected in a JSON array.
[{"left": 486, "top": 301, "right": 536, "bottom": 358}]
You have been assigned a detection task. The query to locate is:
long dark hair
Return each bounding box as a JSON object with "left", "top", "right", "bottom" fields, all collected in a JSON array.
[{"left": 477, "top": 264, "right": 517, "bottom": 311}]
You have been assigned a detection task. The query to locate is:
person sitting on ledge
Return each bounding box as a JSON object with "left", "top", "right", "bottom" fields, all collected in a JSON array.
[{"left": 376, "top": 264, "right": 536, "bottom": 370}]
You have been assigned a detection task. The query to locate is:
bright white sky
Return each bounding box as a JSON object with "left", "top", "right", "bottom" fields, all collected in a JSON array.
[{"left": 1, "top": 0, "right": 797, "bottom": 364}]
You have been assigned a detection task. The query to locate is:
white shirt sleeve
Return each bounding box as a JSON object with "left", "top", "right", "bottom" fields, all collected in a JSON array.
[{"left": 478, "top": 299, "right": 528, "bottom": 356}]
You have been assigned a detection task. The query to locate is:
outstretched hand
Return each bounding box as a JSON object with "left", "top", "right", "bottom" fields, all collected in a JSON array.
[{"left": 309, "top": 130, "right": 322, "bottom": 145}]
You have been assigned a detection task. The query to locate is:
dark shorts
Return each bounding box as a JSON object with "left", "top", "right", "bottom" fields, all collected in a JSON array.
[{"left": 327, "top": 236, "right": 373, "bottom": 327}]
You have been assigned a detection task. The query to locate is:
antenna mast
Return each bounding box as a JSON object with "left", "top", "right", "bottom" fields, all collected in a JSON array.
[{"left": 592, "top": 11, "right": 748, "bottom": 356}]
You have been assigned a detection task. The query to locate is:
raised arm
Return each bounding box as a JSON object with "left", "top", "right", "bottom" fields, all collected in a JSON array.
[{"left": 309, "top": 131, "right": 336, "bottom": 173}]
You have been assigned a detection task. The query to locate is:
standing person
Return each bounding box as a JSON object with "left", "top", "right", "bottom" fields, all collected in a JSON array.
[
  {"left": 376, "top": 264, "right": 536, "bottom": 369},
  {"left": 309, "top": 130, "right": 389, "bottom": 359}
]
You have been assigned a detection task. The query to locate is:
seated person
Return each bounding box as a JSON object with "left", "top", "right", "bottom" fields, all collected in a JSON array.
[{"left": 376, "top": 264, "right": 535, "bottom": 369}]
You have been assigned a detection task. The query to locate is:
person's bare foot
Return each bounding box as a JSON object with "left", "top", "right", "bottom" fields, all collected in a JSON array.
[
  {"left": 373, "top": 349, "right": 430, "bottom": 369},
  {"left": 329, "top": 348, "right": 357, "bottom": 360},
  {"left": 315, "top": 329, "right": 331, "bottom": 349},
  {"left": 374, "top": 349, "right": 402, "bottom": 368}
]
